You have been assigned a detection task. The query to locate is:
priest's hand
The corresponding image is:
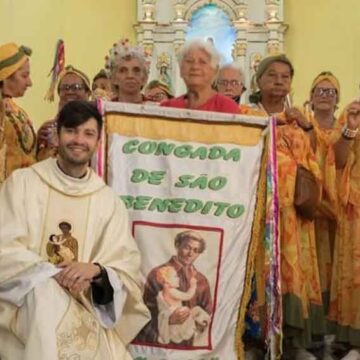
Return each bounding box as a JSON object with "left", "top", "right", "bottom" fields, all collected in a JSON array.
[{"left": 54, "top": 261, "right": 101, "bottom": 292}]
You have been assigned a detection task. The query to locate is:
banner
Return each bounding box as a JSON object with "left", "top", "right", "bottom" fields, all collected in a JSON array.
[{"left": 101, "top": 103, "right": 271, "bottom": 360}]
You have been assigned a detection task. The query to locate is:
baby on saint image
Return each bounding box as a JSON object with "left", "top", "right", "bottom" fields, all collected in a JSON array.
[
  {"left": 156, "top": 265, "right": 210, "bottom": 346},
  {"left": 47, "top": 234, "right": 76, "bottom": 264}
]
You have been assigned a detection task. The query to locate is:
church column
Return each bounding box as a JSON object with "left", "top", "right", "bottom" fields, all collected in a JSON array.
[
  {"left": 171, "top": 0, "right": 188, "bottom": 94},
  {"left": 265, "top": 0, "right": 287, "bottom": 54},
  {"left": 136, "top": 0, "right": 157, "bottom": 74},
  {"left": 232, "top": 2, "right": 249, "bottom": 69}
]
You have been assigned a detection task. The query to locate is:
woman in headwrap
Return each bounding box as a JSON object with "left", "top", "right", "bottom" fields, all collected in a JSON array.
[
  {"left": 0, "top": 42, "right": 35, "bottom": 184},
  {"left": 328, "top": 96, "right": 360, "bottom": 359},
  {"left": 144, "top": 79, "right": 173, "bottom": 104},
  {"left": 242, "top": 54, "right": 324, "bottom": 360},
  {"left": 305, "top": 72, "right": 342, "bottom": 312},
  {"left": 37, "top": 65, "right": 91, "bottom": 160}
]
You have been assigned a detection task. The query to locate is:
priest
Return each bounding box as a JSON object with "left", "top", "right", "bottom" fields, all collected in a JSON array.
[{"left": 0, "top": 100, "right": 150, "bottom": 359}]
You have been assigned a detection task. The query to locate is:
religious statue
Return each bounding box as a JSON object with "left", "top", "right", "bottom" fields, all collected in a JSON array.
[{"left": 157, "top": 52, "right": 173, "bottom": 93}]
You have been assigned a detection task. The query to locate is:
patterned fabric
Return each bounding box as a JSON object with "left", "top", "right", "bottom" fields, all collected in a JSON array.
[
  {"left": 328, "top": 113, "right": 360, "bottom": 346},
  {"left": 1, "top": 98, "right": 36, "bottom": 181},
  {"left": 309, "top": 114, "right": 343, "bottom": 299},
  {"left": 264, "top": 117, "right": 282, "bottom": 355},
  {"left": 240, "top": 104, "right": 325, "bottom": 347}
]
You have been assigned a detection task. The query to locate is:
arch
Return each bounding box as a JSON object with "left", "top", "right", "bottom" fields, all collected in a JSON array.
[
  {"left": 185, "top": 3, "right": 237, "bottom": 63},
  {"left": 184, "top": 0, "right": 238, "bottom": 22}
]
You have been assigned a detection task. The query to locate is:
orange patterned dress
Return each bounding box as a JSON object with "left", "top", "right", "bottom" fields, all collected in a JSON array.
[
  {"left": 241, "top": 104, "right": 324, "bottom": 346},
  {"left": 309, "top": 115, "right": 343, "bottom": 309},
  {"left": 0, "top": 98, "right": 36, "bottom": 182},
  {"left": 328, "top": 113, "right": 360, "bottom": 346}
]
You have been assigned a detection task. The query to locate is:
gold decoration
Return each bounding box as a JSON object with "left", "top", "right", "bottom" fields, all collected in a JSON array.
[
  {"left": 266, "top": 1, "right": 280, "bottom": 22},
  {"left": 174, "top": 1, "right": 185, "bottom": 21},
  {"left": 250, "top": 53, "right": 263, "bottom": 94},
  {"left": 236, "top": 3, "right": 248, "bottom": 22},
  {"left": 232, "top": 42, "right": 247, "bottom": 58},
  {"left": 156, "top": 52, "right": 171, "bottom": 70},
  {"left": 267, "top": 40, "right": 280, "bottom": 54},
  {"left": 143, "top": 43, "right": 154, "bottom": 56}
]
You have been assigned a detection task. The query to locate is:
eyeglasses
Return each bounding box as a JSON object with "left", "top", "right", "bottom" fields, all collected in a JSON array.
[
  {"left": 60, "top": 83, "right": 86, "bottom": 92},
  {"left": 313, "top": 87, "right": 337, "bottom": 97},
  {"left": 217, "top": 79, "right": 243, "bottom": 87},
  {"left": 147, "top": 91, "right": 168, "bottom": 102}
]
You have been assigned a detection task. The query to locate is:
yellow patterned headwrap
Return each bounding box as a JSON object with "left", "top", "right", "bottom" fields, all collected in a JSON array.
[
  {"left": 310, "top": 71, "right": 340, "bottom": 102},
  {"left": 0, "top": 43, "right": 32, "bottom": 81},
  {"left": 57, "top": 65, "right": 91, "bottom": 94}
]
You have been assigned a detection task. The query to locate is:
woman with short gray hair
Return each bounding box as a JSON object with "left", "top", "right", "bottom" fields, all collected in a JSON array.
[{"left": 161, "top": 39, "right": 239, "bottom": 113}]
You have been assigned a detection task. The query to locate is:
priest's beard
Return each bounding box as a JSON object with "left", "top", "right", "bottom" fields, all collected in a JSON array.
[{"left": 57, "top": 145, "right": 93, "bottom": 167}]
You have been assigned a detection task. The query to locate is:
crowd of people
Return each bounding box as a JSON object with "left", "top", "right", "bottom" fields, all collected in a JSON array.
[{"left": 0, "top": 37, "right": 360, "bottom": 360}]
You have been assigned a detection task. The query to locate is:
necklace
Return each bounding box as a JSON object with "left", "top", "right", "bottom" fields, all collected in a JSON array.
[{"left": 7, "top": 107, "right": 36, "bottom": 154}]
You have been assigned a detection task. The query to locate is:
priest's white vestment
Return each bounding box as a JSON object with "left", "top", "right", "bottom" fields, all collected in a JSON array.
[{"left": 0, "top": 158, "right": 150, "bottom": 359}]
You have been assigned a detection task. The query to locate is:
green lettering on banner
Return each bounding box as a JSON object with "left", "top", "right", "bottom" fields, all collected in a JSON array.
[
  {"left": 120, "top": 195, "right": 245, "bottom": 219},
  {"left": 130, "top": 169, "right": 166, "bottom": 185},
  {"left": 148, "top": 198, "right": 170, "bottom": 212},
  {"left": 133, "top": 196, "right": 152, "bottom": 210},
  {"left": 189, "top": 175, "right": 208, "bottom": 190},
  {"left": 175, "top": 175, "right": 228, "bottom": 191},
  {"left": 227, "top": 204, "right": 245, "bottom": 218},
  {"left": 183, "top": 199, "right": 203, "bottom": 213},
  {"left": 122, "top": 139, "right": 139, "bottom": 153},
  {"left": 201, "top": 201, "right": 214, "bottom": 214},
  {"left": 208, "top": 176, "right": 227, "bottom": 191},
  {"left": 190, "top": 146, "right": 208, "bottom": 160},
  {"left": 138, "top": 141, "right": 157, "bottom": 154},
  {"left": 213, "top": 202, "right": 230, "bottom": 216},
  {"left": 174, "top": 174, "right": 193, "bottom": 188},
  {"left": 168, "top": 198, "right": 185, "bottom": 212},
  {"left": 122, "top": 139, "right": 240, "bottom": 162},
  {"left": 148, "top": 170, "right": 166, "bottom": 185},
  {"left": 174, "top": 144, "right": 192, "bottom": 158},
  {"left": 131, "top": 169, "right": 148, "bottom": 183},
  {"left": 208, "top": 146, "right": 226, "bottom": 160},
  {"left": 155, "top": 142, "right": 176, "bottom": 156},
  {"left": 120, "top": 195, "right": 134, "bottom": 208},
  {"left": 224, "top": 148, "right": 241, "bottom": 161}
]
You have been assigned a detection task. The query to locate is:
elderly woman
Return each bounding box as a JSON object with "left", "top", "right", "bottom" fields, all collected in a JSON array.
[
  {"left": 216, "top": 62, "right": 246, "bottom": 104},
  {"left": 305, "top": 72, "right": 342, "bottom": 311},
  {"left": 0, "top": 42, "right": 35, "bottom": 183},
  {"left": 37, "top": 65, "right": 91, "bottom": 160},
  {"left": 328, "top": 100, "right": 360, "bottom": 360},
  {"left": 242, "top": 54, "right": 324, "bottom": 360},
  {"left": 105, "top": 39, "right": 149, "bottom": 104},
  {"left": 161, "top": 39, "right": 239, "bottom": 113}
]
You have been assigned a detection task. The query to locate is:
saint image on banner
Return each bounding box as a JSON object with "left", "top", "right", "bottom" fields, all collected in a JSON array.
[
  {"left": 46, "top": 221, "right": 78, "bottom": 264},
  {"left": 134, "top": 224, "right": 223, "bottom": 350}
]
